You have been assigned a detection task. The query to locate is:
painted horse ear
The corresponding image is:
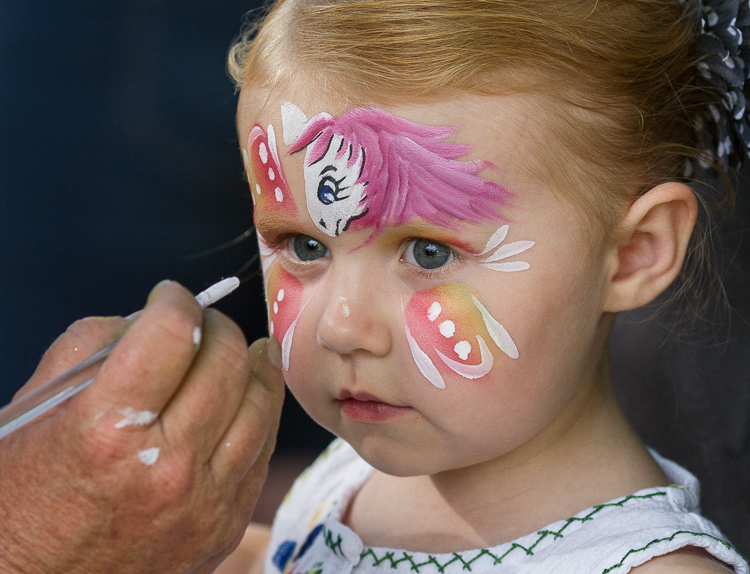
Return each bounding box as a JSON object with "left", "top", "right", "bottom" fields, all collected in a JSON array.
[{"left": 281, "top": 101, "right": 308, "bottom": 146}]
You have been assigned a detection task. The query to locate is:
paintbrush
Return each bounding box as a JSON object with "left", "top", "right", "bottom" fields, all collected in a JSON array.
[{"left": 0, "top": 277, "right": 241, "bottom": 441}]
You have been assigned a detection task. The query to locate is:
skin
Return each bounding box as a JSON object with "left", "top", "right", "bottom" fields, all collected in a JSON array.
[
  {"left": 0, "top": 281, "right": 284, "bottom": 574},
  {"left": 219, "top": 84, "right": 723, "bottom": 573}
]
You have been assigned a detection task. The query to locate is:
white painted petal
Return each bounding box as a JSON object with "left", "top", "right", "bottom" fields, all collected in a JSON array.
[
  {"left": 281, "top": 102, "right": 309, "bottom": 146},
  {"left": 268, "top": 167, "right": 276, "bottom": 181},
  {"left": 436, "top": 335, "right": 494, "bottom": 379},
  {"left": 481, "top": 261, "right": 531, "bottom": 272},
  {"left": 275, "top": 187, "right": 284, "bottom": 202},
  {"left": 472, "top": 296, "right": 519, "bottom": 359},
  {"left": 280, "top": 300, "right": 310, "bottom": 371},
  {"left": 481, "top": 240, "right": 535, "bottom": 263},
  {"left": 480, "top": 225, "right": 509, "bottom": 255},
  {"left": 404, "top": 319, "right": 446, "bottom": 389},
  {"left": 257, "top": 234, "right": 275, "bottom": 257},
  {"left": 267, "top": 123, "right": 282, "bottom": 169},
  {"left": 277, "top": 289, "right": 285, "bottom": 302}
]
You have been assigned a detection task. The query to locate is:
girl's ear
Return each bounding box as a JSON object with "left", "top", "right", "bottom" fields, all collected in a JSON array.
[{"left": 603, "top": 182, "right": 698, "bottom": 312}]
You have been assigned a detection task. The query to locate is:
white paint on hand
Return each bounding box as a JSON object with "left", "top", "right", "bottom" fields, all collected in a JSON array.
[
  {"left": 138, "top": 447, "right": 160, "bottom": 466},
  {"left": 115, "top": 408, "right": 157, "bottom": 429},
  {"left": 193, "top": 326, "right": 202, "bottom": 348}
]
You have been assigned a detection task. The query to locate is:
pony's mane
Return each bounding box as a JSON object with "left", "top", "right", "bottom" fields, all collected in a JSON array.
[{"left": 287, "top": 107, "right": 511, "bottom": 234}]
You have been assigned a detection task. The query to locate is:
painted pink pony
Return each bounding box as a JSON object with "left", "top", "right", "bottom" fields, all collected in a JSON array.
[{"left": 282, "top": 103, "right": 511, "bottom": 237}]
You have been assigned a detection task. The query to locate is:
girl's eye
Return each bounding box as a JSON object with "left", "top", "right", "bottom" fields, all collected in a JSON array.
[
  {"left": 404, "top": 239, "right": 455, "bottom": 270},
  {"left": 289, "top": 234, "right": 330, "bottom": 262}
]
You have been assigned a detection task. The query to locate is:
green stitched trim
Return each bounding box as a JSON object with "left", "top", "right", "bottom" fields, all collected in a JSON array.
[
  {"left": 601, "top": 530, "right": 734, "bottom": 574},
  {"left": 324, "top": 529, "right": 345, "bottom": 557},
  {"left": 323, "top": 491, "right": 669, "bottom": 572}
]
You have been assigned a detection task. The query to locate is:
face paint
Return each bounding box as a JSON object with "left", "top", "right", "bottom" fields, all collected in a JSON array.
[
  {"left": 245, "top": 123, "right": 297, "bottom": 217},
  {"left": 404, "top": 283, "right": 518, "bottom": 389},
  {"left": 477, "top": 224, "right": 535, "bottom": 272},
  {"left": 266, "top": 263, "right": 306, "bottom": 371},
  {"left": 282, "top": 102, "right": 511, "bottom": 238}
]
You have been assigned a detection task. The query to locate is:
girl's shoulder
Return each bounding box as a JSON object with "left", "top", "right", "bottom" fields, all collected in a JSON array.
[{"left": 630, "top": 546, "right": 737, "bottom": 573}]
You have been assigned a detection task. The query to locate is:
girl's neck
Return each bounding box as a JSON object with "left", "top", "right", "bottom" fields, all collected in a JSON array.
[{"left": 342, "top": 364, "right": 668, "bottom": 553}]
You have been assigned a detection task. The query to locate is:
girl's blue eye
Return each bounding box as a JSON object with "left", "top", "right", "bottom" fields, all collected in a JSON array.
[
  {"left": 289, "top": 235, "right": 330, "bottom": 262},
  {"left": 404, "top": 239, "right": 454, "bottom": 270}
]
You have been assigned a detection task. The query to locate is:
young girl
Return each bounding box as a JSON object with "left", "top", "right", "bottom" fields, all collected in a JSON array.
[{"left": 219, "top": 0, "right": 750, "bottom": 572}]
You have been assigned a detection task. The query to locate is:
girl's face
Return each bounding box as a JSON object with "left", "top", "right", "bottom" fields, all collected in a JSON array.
[{"left": 237, "top": 90, "right": 615, "bottom": 477}]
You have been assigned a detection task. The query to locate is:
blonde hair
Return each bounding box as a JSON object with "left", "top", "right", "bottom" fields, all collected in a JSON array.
[{"left": 229, "top": 0, "right": 733, "bottom": 316}]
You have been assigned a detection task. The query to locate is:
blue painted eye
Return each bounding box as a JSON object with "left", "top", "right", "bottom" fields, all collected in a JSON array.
[
  {"left": 404, "top": 239, "right": 454, "bottom": 270},
  {"left": 289, "top": 235, "right": 330, "bottom": 262},
  {"left": 318, "top": 181, "right": 336, "bottom": 204}
]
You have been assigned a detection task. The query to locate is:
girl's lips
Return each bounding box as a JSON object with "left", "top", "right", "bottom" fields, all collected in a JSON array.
[{"left": 337, "top": 391, "right": 414, "bottom": 423}]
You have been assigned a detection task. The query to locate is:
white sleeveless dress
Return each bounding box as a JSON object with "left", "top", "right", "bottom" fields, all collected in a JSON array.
[{"left": 265, "top": 439, "right": 748, "bottom": 574}]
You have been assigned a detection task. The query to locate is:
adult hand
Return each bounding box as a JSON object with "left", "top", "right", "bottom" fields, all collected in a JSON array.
[{"left": 0, "top": 281, "right": 284, "bottom": 574}]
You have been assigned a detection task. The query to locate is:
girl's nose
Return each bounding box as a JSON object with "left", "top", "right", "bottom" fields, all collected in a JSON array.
[{"left": 316, "top": 289, "right": 393, "bottom": 357}]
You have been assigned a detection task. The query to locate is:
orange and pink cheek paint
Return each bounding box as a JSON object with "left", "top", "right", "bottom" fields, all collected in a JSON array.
[
  {"left": 404, "top": 283, "right": 518, "bottom": 389},
  {"left": 265, "top": 264, "right": 305, "bottom": 371}
]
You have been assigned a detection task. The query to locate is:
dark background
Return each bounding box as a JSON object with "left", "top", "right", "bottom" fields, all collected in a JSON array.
[{"left": 1, "top": 0, "right": 748, "bottom": 557}]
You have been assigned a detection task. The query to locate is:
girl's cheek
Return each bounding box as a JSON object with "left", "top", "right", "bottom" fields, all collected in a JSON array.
[
  {"left": 265, "top": 262, "right": 305, "bottom": 371},
  {"left": 404, "top": 282, "right": 518, "bottom": 389},
  {"left": 244, "top": 123, "right": 297, "bottom": 217}
]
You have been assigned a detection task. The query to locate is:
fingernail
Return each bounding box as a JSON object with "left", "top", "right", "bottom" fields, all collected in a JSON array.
[
  {"left": 266, "top": 337, "right": 282, "bottom": 370},
  {"left": 146, "top": 279, "right": 173, "bottom": 306}
]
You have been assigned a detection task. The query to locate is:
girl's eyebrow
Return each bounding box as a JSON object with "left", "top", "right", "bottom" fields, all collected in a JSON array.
[
  {"left": 382, "top": 221, "right": 477, "bottom": 252},
  {"left": 254, "top": 211, "right": 303, "bottom": 237}
]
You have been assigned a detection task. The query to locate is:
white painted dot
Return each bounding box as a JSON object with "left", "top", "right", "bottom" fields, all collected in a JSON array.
[
  {"left": 454, "top": 340, "right": 472, "bottom": 360},
  {"left": 439, "top": 320, "right": 456, "bottom": 338},
  {"left": 192, "top": 326, "right": 202, "bottom": 348},
  {"left": 259, "top": 142, "right": 268, "bottom": 164},
  {"left": 138, "top": 447, "right": 160, "bottom": 466},
  {"left": 273, "top": 301, "right": 279, "bottom": 314},
  {"left": 268, "top": 167, "right": 276, "bottom": 181},
  {"left": 277, "top": 289, "right": 285, "bottom": 302},
  {"left": 255, "top": 183, "right": 261, "bottom": 195},
  {"left": 427, "top": 302, "right": 442, "bottom": 322},
  {"left": 269, "top": 321, "right": 275, "bottom": 335},
  {"left": 275, "top": 187, "right": 284, "bottom": 202}
]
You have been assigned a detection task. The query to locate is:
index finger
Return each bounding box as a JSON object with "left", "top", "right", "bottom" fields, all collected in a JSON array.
[{"left": 77, "top": 281, "right": 203, "bottom": 422}]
